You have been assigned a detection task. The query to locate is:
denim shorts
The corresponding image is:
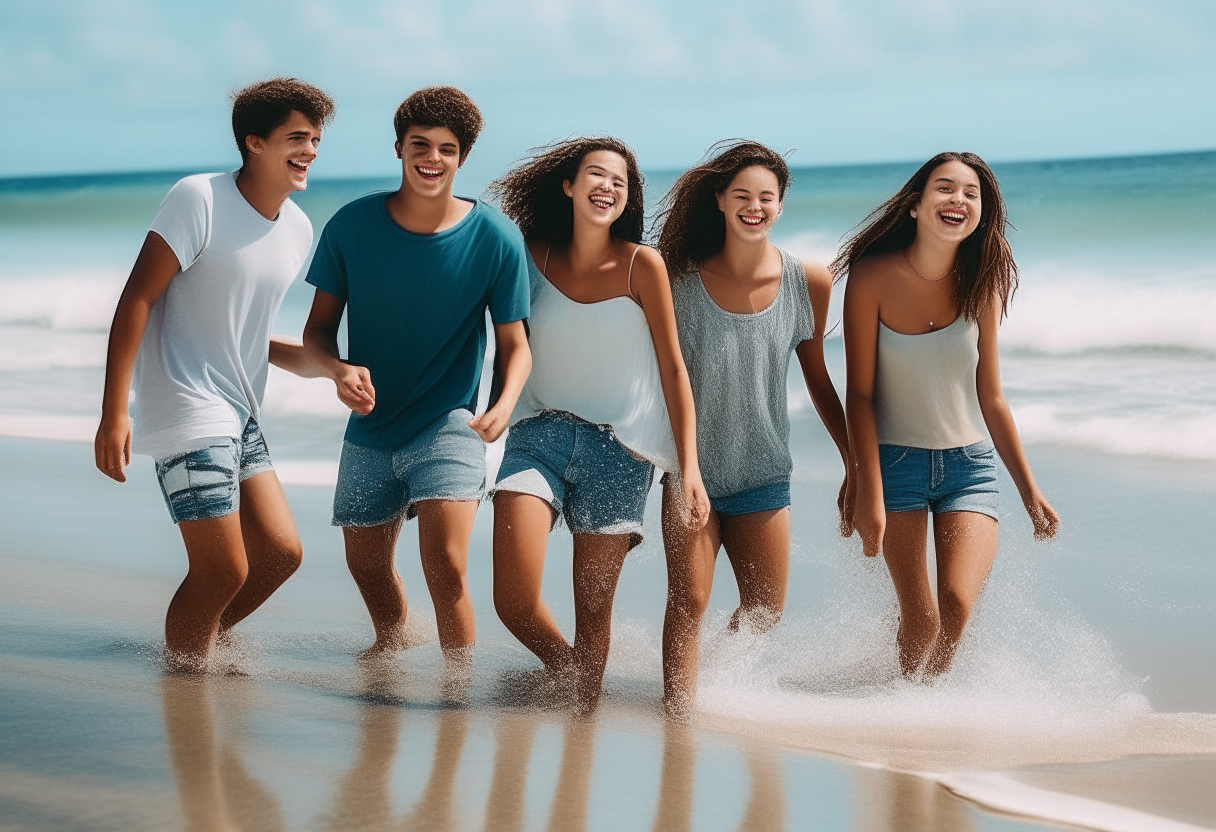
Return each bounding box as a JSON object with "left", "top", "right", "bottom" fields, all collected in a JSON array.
[
  {"left": 332, "top": 408, "right": 486, "bottom": 527},
  {"left": 493, "top": 412, "right": 655, "bottom": 542},
  {"left": 154, "top": 418, "right": 274, "bottom": 524},
  {"left": 879, "top": 439, "right": 999, "bottom": 520}
]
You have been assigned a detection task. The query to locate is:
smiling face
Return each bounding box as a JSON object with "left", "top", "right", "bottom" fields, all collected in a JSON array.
[
  {"left": 715, "top": 165, "right": 782, "bottom": 243},
  {"left": 562, "top": 150, "right": 629, "bottom": 231},
  {"left": 396, "top": 124, "right": 462, "bottom": 198},
  {"left": 244, "top": 110, "right": 321, "bottom": 193},
  {"left": 913, "top": 160, "right": 983, "bottom": 244}
]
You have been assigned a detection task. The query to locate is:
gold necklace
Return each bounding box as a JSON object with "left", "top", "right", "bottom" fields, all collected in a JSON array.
[{"left": 903, "top": 250, "right": 951, "bottom": 282}]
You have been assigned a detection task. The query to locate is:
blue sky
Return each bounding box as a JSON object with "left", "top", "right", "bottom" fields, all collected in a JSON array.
[{"left": 2, "top": 0, "right": 1214, "bottom": 182}]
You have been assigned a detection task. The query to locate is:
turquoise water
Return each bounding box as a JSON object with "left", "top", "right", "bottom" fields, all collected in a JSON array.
[{"left": 2, "top": 151, "right": 1215, "bottom": 830}]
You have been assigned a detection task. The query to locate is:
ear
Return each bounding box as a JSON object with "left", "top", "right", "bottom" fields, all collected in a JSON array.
[
  {"left": 394, "top": 141, "right": 402, "bottom": 160},
  {"left": 562, "top": 180, "right": 574, "bottom": 198},
  {"left": 245, "top": 134, "right": 266, "bottom": 158},
  {"left": 714, "top": 190, "right": 726, "bottom": 213}
]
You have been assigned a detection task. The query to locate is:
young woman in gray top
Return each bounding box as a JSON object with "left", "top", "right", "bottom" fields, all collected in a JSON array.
[
  {"left": 656, "top": 141, "right": 852, "bottom": 716},
  {"left": 835, "top": 152, "right": 1059, "bottom": 679}
]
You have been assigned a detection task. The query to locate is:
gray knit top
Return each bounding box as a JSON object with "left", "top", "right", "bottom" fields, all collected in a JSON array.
[{"left": 671, "top": 248, "right": 815, "bottom": 498}]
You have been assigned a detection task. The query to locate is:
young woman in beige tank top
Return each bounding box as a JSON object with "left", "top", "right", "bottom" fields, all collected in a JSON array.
[{"left": 835, "top": 152, "right": 1060, "bottom": 679}]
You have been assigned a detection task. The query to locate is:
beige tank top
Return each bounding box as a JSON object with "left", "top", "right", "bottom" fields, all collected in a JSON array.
[{"left": 874, "top": 316, "right": 989, "bottom": 449}]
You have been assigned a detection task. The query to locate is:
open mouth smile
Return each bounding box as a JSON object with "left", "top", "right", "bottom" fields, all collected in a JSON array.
[
  {"left": 589, "top": 193, "right": 616, "bottom": 210},
  {"left": 739, "top": 214, "right": 764, "bottom": 227},
  {"left": 940, "top": 210, "right": 967, "bottom": 226},
  {"left": 416, "top": 166, "right": 444, "bottom": 181},
  {"left": 287, "top": 159, "right": 311, "bottom": 173}
]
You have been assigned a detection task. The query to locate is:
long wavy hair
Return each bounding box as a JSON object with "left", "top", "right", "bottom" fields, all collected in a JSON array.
[
  {"left": 487, "top": 137, "right": 644, "bottom": 246},
  {"left": 830, "top": 151, "right": 1019, "bottom": 322},
  {"left": 655, "top": 140, "right": 791, "bottom": 277}
]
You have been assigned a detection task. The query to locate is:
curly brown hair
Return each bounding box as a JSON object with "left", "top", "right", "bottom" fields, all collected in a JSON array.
[
  {"left": 230, "top": 78, "right": 335, "bottom": 163},
  {"left": 655, "top": 140, "right": 791, "bottom": 277},
  {"left": 829, "top": 151, "right": 1019, "bottom": 322},
  {"left": 393, "top": 87, "right": 483, "bottom": 163},
  {"left": 486, "top": 137, "right": 645, "bottom": 245}
]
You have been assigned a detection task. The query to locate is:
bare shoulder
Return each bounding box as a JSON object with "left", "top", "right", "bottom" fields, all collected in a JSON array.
[
  {"left": 844, "top": 251, "right": 899, "bottom": 295},
  {"left": 800, "top": 259, "right": 834, "bottom": 293},
  {"left": 629, "top": 243, "right": 671, "bottom": 288}
]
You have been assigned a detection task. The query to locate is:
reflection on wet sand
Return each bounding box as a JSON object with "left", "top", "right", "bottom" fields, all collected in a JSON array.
[
  {"left": 161, "top": 674, "right": 285, "bottom": 832},
  {"left": 852, "top": 766, "right": 974, "bottom": 832}
]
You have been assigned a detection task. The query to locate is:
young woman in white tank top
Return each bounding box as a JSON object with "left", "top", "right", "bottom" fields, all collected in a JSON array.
[
  {"left": 836, "top": 152, "right": 1060, "bottom": 678},
  {"left": 487, "top": 138, "right": 709, "bottom": 711}
]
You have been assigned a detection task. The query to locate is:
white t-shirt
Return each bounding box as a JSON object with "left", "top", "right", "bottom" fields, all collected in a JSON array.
[{"left": 132, "top": 172, "right": 312, "bottom": 459}]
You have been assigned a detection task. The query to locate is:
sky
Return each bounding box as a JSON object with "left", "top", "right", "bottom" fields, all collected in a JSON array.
[{"left": 2, "top": 0, "right": 1214, "bottom": 182}]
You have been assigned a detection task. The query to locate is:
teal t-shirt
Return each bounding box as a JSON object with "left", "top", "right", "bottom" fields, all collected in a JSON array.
[{"left": 306, "top": 195, "right": 530, "bottom": 449}]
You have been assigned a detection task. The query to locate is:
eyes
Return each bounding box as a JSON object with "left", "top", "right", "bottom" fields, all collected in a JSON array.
[
  {"left": 937, "top": 185, "right": 979, "bottom": 200},
  {"left": 410, "top": 140, "right": 457, "bottom": 156},
  {"left": 587, "top": 170, "right": 627, "bottom": 189}
]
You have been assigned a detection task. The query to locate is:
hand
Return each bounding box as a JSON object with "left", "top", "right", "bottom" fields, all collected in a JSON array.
[
  {"left": 333, "top": 363, "right": 375, "bottom": 415},
  {"left": 468, "top": 405, "right": 510, "bottom": 443},
  {"left": 837, "top": 471, "right": 856, "bottom": 538},
  {"left": 854, "top": 492, "right": 885, "bottom": 557},
  {"left": 95, "top": 414, "right": 132, "bottom": 483},
  {"left": 680, "top": 469, "right": 711, "bottom": 529},
  {"left": 1025, "top": 493, "right": 1059, "bottom": 541}
]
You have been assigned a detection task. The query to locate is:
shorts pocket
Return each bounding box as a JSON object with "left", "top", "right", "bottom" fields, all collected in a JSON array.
[
  {"left": 878, "top": 444, "right": 911, "bottom": 469},
  {"left": 961, "top": 440, "right": 996, "bottom": 462}
]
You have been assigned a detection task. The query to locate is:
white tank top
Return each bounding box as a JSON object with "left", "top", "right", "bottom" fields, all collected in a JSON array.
[
  {"left": 510, "top": 245, "right": 678, "bottom": 471},
  {"left": 874, "top": 315, "right": 990, "bottom": 449}
]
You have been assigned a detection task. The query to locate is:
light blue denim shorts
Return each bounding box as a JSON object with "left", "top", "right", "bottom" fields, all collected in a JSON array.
[
  {"left": 493, "top": 411, "right": 655, "bottom": 544},
  {"left": 154, "top": 418, "right": 274, "bottom": 524},
  {"left": 879, "top": 439, "right": 999, "bottom": 520},
  {"left": 332, "top": 408, "right": 486, "bottom": 527}
]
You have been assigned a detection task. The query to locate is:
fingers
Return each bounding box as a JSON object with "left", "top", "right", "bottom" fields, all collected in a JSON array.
[
  {"left": 94, "top": 426, "right": 130, "bottom": 483},
  {"left": 337, "top": 366, "right": 375, "bottom": 414},
  {"left": 468, "top": 409, "right": 507, "bottom": 442}
]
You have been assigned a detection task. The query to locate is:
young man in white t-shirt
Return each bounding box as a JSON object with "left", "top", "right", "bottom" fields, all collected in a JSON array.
[{"left": 95, "top": 78, "right": 335, "bottom": 671}]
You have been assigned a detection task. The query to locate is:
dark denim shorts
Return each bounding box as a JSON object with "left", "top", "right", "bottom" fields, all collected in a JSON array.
[
  {"left": 154, "top": 418, "right": 274, "bottom": 524},
  {"left": 493, "top": 411, "right": 655, "bottom": 542},
  {"left": 879, "top": 439, "right": 999, "bottom": 520},
  {"left": 709, "top": 480, "right": 791, "bottom": 516}
]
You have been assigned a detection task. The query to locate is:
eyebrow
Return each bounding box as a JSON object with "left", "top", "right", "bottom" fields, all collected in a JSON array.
[
  {"left": 731, "top": 187, "right": 776, "bottom": 195},
  {"left": 933, "top": 176, "right": 978, "bottom": 189},
  {"left": 408, "top": 134, "right": 458, "bottom": 147}
]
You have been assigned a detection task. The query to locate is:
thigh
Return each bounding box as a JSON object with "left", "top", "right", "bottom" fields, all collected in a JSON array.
[
  {"left": 333, "top": 442, "right": 408, "bottom": 528},
  {"left": 237, "top": 470, "right": 299, "bottom": 557},
  {"left": 343, "top": 518, "right": 404, "bottom": 566},
  {"left": 932, "top": 511, "right": 998, "bottom": 604},
  {"left": 177, "top": 510, "right": 247, "bottom": 574},
  {"left": 719, "top": 508, "right": 790, "bottom": 610},
  {"left": 571, "top": 533, "right": 632, "bottom": 614},
  {"left": 492, "top": 492, "right": 556, "bottom": 596},
  {"left": 661, "top": 476, "right": 722, "bottom": 601},
  {"left": 881, "top": 510, "right": 934, "bottom": 611},
  {"left": 415, "top": 499, "right": 479, "bottom": 566}
]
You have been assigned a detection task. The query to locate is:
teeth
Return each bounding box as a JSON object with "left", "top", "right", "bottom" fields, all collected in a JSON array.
[
  {"left": 590, "top": 196, "right": 615, "bottom": 207},
  {"left": 418, "top": 167, "right": 442, "bottom": 176},
  {"left": 740, "top": 215, "right": 763, "bottom": 225}
]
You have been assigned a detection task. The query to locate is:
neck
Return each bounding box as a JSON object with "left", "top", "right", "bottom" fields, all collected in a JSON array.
[
  {"left": 235, "top": 167, "right": 290, "bottom": 221},
  {"left": 715, "top": 235, "right": 771, "bottom": 280},
  {"left": 565, "top": 223, "right": 615, "bottom": 272},
  {"left": 906, "top": 235, "right": 958, "bottom": 279},
  {"left": 386, "top": 180, "right": 459, "bottom": 233}
]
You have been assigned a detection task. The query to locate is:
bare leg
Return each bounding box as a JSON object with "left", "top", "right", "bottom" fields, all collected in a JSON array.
[
  {"left": 661, "top": 477, "right": 721, "bottom": 717},
  {"left": 923, "top": 511, "right": 998, "bottom": 676},
  {"left": 881, "top": 510, "right": 937, "bottom": 676},
  {"left": 492, "top": 492, "right": 574, "bottom": 671},
  {"left": 161, "top": 675, "right": 239, "bottom": 832},
  {"left": 720, "top": 508, "right": 790, "bottom": 633},
  {"left": 217, "top": 471, "right": 303, "bottom": 633},
  {"left": 415, "top": 499, "right": 479, "bottom": 661},
  {"left": 168, "top": 512, "right": 248, "bottom": 669},
  {"left": 570, "top": 532, "right": 632, "bottom": 710},
  {"left": 343, "top": 518, "right": 410, "bottom": 654}
]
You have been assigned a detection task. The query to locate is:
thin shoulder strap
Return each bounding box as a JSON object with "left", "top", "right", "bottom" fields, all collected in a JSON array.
[
  {"left": 542, "top": 244, "right": 552, "bottom": 276},
  {"left": 626, "top": 244, "right": 642, "bottom": 302}
]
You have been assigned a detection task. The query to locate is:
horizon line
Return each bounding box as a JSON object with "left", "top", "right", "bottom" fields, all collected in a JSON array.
[{"left": 1, "top": 147, "right": 1213, "bottom": 191}]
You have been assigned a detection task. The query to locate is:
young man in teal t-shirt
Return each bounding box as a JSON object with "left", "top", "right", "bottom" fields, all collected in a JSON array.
[{"left": 304, "top": 87, "right": 531, "bottom": 671}]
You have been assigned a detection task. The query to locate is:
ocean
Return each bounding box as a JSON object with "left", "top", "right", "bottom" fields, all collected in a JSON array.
[{"left": 2, "top": 151, "right": 1214, "bottom": 831}]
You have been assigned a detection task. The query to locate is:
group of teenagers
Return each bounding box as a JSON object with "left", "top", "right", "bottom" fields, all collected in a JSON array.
[{"left": 94, "top": 79, "right": 1060, "bottom": 715}]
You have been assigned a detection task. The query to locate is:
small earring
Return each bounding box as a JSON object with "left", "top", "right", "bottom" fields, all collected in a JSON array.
[{"left": 911, "top": 210, "right": 917, "bottom": 218}]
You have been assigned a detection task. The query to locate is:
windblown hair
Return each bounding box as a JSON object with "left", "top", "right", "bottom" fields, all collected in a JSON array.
[
  {"left": 487, "top": 137, "right": 645, "bottom": 246},
  {"left": 230, "top": 78, "right": 335, "bottom": 163},
  {"left": 830, "top": 151, "right": 1019, "bottom": 322},
  {"left": 393, "top": 87, "right": 483, "bottom": 163},
  {"left": 656, "top": 140, "right": 791, "bottom": 276}
]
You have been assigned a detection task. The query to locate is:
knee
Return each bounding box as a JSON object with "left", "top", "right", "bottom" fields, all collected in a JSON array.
[
  {"left": 277, "top": 539, "right": 304, "bottom": 577},
  {"left": 667, "top": 584, "right": 710, "bottom": 625},
  {"left": 900, "top": 607, "right": 940, "bottom": 641},
  {"left": 197, "top": 555, "right": 249, "bottom": 599},
  {"left": 736, "top": 604, "right": 782, "bottom": 634},
  {"left": 422, "top": 547, "right": 468, "bottom": 601},
  {"left": 936, "top": 587, "right": 974, "bottom": 635}
]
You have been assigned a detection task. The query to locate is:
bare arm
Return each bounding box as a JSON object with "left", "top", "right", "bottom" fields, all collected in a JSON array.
[
  {"left": 269, "top": 335, "right": 325, "bottom": 378},
  {"left": 842, "top": 261, "right": 885, "bottom": 556},
  {"left": 468, "top": 320, "right": 531, "bottom": 442},
  {"left": 302, "top": 288, "right": 375, "bottom": 415},
  {"left": 975, "top": 300, "right": 1059, "bottom": 540},
  {"left": 633, "top": 246, "right": 710, "bottom": 528},
  {"left": 795, "top": 261, "right": 854, "bottom": 535},
  {"left": 94, "top": 232, "right": 181, "bottom": 482}
]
